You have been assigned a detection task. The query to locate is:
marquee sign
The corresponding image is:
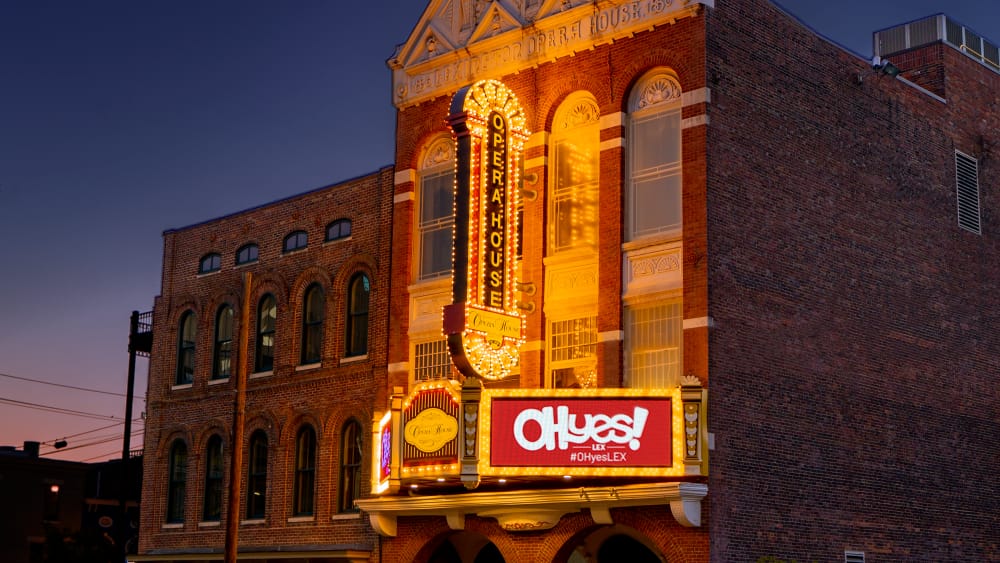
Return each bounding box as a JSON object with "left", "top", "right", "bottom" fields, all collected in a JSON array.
[
  {"left": 444, "top": 80, "right": 529, "bottom": 380},
  {"left": 479, "top": 388, "right": 690, "bottom": 478},
  {"left": 370, "top": 381, "right": 706, "bottom": 494},
  {"left": 489, "top": 398, "right": 671, "bottom": 468}
]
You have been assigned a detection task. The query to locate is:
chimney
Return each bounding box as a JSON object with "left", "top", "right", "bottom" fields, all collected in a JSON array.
[{"left": 23, "top": 441, "right": 40, "bottom": 458}]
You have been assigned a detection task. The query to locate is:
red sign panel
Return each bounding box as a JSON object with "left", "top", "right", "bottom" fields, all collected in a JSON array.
[{"left": 489, "top": 398, "right": 672, "bottom": 467}]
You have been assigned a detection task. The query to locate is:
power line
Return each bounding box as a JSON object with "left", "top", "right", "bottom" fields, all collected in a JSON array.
[
  {"left": 40, "top": 428, "right": 144, "bottom": 457},
  {"left": 0, "top": 397, "right": 126, "bottom": 421},
  {"left": 0, "top": 371, "right": 145, "bottom": 401},
  {"left": 40, "top": 421, "right": 126, "bottom": 445}
]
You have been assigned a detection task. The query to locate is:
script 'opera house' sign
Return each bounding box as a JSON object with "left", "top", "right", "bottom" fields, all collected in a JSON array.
[{"left": 443, "top": 79, "right": 529, "bottom": 380}]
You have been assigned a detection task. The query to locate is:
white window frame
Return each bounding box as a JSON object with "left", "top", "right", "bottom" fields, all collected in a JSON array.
[{"left": 627, "top": 70, "right": 683, "bottom": 242}]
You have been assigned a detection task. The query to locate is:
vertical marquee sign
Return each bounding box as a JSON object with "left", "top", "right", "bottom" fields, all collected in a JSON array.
[{"left": 444, "top": 80, "right": 529, "bottom": 380}]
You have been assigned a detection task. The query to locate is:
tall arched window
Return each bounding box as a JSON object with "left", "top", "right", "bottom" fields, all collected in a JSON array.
[
  {"left": 246, "top": 431, "right": 268, "bottom": 519},
  {"left": 300, "top": 284, "right": 324, "bottom": 365},
  {"left": 549, "top": 92, "right": 600, "bottom": 254},
  {"left": 213, "top": 305, "right": 234, "bottom": 379},
  {"left": 202, "top": 435, "right": 224, "bottom": 521},
  {"left": 338, "top": 419, "right": 362, "bottom": 513},
  {"left": 345, "top": 274, "right": 370, "bottom": 357},
  {"left": 167, "top": 440, "right": 187, "bottom": 523},
  {"left": 255, "top": 294, "right": 276, "bottom": 373},
  {"left": 293, "top": 426, "right": 317, "bottom": 516},
  {"left": 176, "top": 311, "right": 197, "bottom": 385},
  {"left": 417, "top": 136, "right": 455, "bottom": 280},
  {"left": 627, "top": 70, "right": 683, "bottom": 240}
]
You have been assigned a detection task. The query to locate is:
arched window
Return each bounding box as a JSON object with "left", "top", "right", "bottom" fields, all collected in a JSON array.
[
  {"left": 199, "top": 253, "right": 221, "bottom": 274},
  {"left": 549, "top": 92, "right": 600, "bottom": 254},
  {"left": 176, "top": 311, "right": 197, "bottom": 385},
  {"left": 417, "top": 136, "right": 455, "bottom": 280},
  {"left": 212, "top": 305, "right": 233, "bottom": 380},
  {"left": 236, "top": 243, "right": 259, "bottom": 265},
  {"left": 255, "top": 294, "right": 276, "bottom": 373},
  {"left": 202, "top": 435, "right": 224, "bottom": 521},
  {"left": 293, "top": 426, "right": 317, "bottom": 516},
  {"left": 167, "top": 440, "right": 187, "bottom": 523},
  {"left": 627, "top": 70, "right": 683, "bottom": 240},
  {"left": 246, "top": 431, "right": 268, "bottom": 519},
  {"left": 300, "top": 284, "right": 324, "bottom": 365},
  {"left": 345, "top": 274, "right": 370, "bottom": 357},
  {"left": 283, "top": 230, "right": 308, "bottom": 253},
  {"left": 325, "top": 219, "right": 352, "bottom": 242},
  {"left": 338, "top": 419, "right": 362, "bottom": 512}
]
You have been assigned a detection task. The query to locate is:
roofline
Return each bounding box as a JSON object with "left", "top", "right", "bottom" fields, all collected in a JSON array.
[{"left": 162, "top": 165, "right": 394, "bottom": 236}]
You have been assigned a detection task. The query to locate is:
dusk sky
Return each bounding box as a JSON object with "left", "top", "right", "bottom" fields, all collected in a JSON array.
[{"left": 1, "top": 0, "right": 997, "bottom": 463}]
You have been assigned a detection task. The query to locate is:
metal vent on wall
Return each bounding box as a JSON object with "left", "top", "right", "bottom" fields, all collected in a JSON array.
[
  {"left": 845, "top": 551, "right": 865, "bottom": 563},
  {"left": 875, "top": 15, "right": 1000, "bottom": 72},
  {"left": 955, "top": 151, "right": 982, "bottom": 234}
]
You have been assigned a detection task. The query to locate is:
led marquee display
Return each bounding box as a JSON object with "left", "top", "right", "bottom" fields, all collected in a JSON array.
[
  {"left": 489, "top": 397, "right": 672, "bottom": 467},
  {"left": 444, "top": 80, "right": 529, "bottom": 380}
]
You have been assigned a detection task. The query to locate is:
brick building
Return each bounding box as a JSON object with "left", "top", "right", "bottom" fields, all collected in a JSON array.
[
  {"left": 135, "top": 168, "right": 394, "bottom": 561},
  {"left": 136, "top": 0, "right": 997, "bottom": 562}
]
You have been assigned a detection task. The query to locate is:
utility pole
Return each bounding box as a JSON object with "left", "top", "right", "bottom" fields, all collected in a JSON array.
[
  {"left": 225, "top": 272, "right": 252, "bottom": 563},
  {"left": 122, "top": 310, "right": 151, "bottom": 558}
]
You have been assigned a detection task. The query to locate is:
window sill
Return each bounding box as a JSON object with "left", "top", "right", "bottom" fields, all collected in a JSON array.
[
  {"left": 241, "top": 518, "right": 266, "bottom": 526},
  {"left": 250, "top": 371, "right": 273, "bottom": 380},
  {"left": 331, "top": 512, "right": 361, "bottom": 521},
  {"left": 198, "top": 521, "right": 221, "bottom": 528},
  {"left": 340, "top": 354, "right": 368, "bottom": 365},
  {"left": 161, "top": 523, "right": 183, "bottom": 530},
  {"left": 295, "top": 363, "right": 321, "bottom": 372},
  {"left": 287, "top": 516, "right": 315, "bottom": 523},
  {"left": 281, "top": 248, "right": 307, "bottom": 256},
  {"left": 208, "top": 377, "right": 230, "bottom": 386},
  {"left": 235, "top": 260, "right": 259, "bottom": 269},
  {"left": 323, "top": 235, "right": 352, "bottom": 246},
  {"left": 171, "top": 383, "right": 193, "bottom": 391},
  {"left": 196, "top": 270, "right": 221, "bottom": 278},
  {"left": 621, "top": 233, "right": 682, "bottom": 253}
]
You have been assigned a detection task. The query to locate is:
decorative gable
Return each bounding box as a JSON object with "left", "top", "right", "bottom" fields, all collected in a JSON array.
[{"left": 389, "top": 0, "right": 715, "bottom": 107}]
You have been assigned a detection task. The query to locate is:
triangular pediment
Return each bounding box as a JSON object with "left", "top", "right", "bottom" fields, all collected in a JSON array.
[
  {"left": 467, "top": 2, "right": 525, "bottom": 44},
  {"left": 401, "top": 20, "right": 459, "bottom": 68},
  {"left": 390, "top": 0, "right": 535, "bottom": 68}
]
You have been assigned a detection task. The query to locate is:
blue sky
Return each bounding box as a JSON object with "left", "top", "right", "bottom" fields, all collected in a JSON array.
[{"left": 1, "top": 0, "right": 997, "bottom": 462}]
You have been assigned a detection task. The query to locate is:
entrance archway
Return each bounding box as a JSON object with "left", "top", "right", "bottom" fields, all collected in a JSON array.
[
  {"left": 423, "top": 531, "right": 506, "bottom": 563},
  {"left": 563, "top": 525, "right": 665, "bottom": 563}
]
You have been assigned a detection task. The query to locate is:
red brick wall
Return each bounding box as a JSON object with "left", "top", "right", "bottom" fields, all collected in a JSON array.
[
  {"left": 139, "top": 168, "right": 394, "bottom": 557},
  {"left": 707, "top": 0, "right": 999, "bottom": 561}
]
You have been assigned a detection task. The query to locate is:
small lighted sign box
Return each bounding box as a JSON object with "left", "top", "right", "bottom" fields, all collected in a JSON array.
[{"left": 443, "top": 79, "right": 529, "bottom": 381}]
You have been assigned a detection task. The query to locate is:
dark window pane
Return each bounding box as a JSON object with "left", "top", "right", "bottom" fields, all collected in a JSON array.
[
  {"left": 293, "top": 427, "right": 316, "bottom": 516},
  {"left": 236, "top": 244, "right": 258, "bottom": 265},
  {"left": 176, "top": 311, "right": 197, "bottom": 385},
  {"left": 339, "top": 421, "right": 362, "bottom": 512},
  {"left": 256, "top": 295, "right": 276, "bottom": 372},
  {"left": 346, "top": 275, "right": 370, "bottom": 356},
  {"left": 246, "top": 432, "right": 267, "bottom": 519},
  {"left": 202, "top": 436, "right": 224, "bottom": 521},
  {"left": 167, "top": 441, "right": 187, "bottom": 523},
  {"left": 301, "top": 285, "right": 324, "bottom": 364}
]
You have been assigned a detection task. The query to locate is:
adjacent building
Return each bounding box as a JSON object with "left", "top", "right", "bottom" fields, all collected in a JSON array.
[{"left": 137, "top": 1, "right": 998, "bottom": 562}]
